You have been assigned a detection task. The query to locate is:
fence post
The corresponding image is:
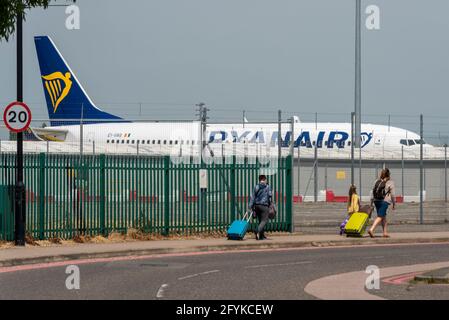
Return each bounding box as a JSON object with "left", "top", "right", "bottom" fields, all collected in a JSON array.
[
  {"left": 99, "top": 154, "right": 106, "bottom": 236},
  {"left": 445, "top": 144, "right": 447, "bottom": 203},
  {"left": 278, "top": 110, "right": 282, "bottom": 160},
  {"left": 39, "top": 152, "right": 45, "bottom": 240},
  {"left": 230, "top": 155, "right": 236, "bottom": 221},
  {"left": 314, "top": 143, "right": 318, "bottom": 202},
  {"left": 420, "top": 114, "right": 424, "bottom": 224},
  {"left": 286, "top": 155, "right": 293, "bottom": 232},
  {"left": 164, "top": 156, "right": 170, "bottom": 235},
  {"left": 297, "top": 143, "right": 300, "bottom": 199},
  {"left": 401, "top": 145, "right": 404, "bottom": 197}
]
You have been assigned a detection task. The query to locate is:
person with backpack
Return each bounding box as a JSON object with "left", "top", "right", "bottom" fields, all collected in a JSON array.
[
  {"left": 248, "top": 174, "right": 273, "bottom": 240},
  {"left": 340, "top": 184, "right": 360, "bottom": 235},
  {"left": 368, "top": 168, "right": 396, "bottom": 238}
]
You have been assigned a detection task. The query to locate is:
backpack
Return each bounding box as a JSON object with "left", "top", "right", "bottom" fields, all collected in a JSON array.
[
  {"left": 372, "top": 179, "right": 387, "bottom": 200},
  {"left": 251, "top": 184, "right": 264, "bottom": 209}
]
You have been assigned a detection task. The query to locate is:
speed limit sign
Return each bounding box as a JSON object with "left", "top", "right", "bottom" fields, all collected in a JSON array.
[{"left": 3, "top": 101, "right": 32, "bottom": 133}]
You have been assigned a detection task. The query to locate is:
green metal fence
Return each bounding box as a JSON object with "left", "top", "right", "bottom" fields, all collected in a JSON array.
[{"left": 0, "top": 153, "right": 292, "bottom": 240}]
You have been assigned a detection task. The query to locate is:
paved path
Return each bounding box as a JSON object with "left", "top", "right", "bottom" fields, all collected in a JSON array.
[
  {"left": 2, "top": 231, "right": 449, "bottom": 267},
  {"left": 305, "top": 261, "right": 449, "bottom": 300},
  {"left": 295, "top": 202, "right": 449, "bottom": 228}
]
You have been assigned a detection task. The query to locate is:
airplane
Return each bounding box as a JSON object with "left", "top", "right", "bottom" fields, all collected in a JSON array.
[{"left": 29, "top": 35, "right": 433, "bottom": 157}]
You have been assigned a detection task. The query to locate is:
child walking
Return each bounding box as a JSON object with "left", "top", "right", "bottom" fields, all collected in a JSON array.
[{"left": 340, "top": 184, "right": 360, "bottom": 235}]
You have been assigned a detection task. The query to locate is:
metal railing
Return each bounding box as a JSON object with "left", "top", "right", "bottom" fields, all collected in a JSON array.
[{"left": 0, "top": 153, "right": 293, "bottom": 240}]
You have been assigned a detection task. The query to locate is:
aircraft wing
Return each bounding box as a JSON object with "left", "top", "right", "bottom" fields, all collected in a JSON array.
[{"left": 29, "top": 127, "right": 69, "bottom": 142}]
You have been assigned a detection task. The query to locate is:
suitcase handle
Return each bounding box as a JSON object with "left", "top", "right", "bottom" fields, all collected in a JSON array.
[{"left": 242, "top": 211, "right": 252, "bottom": 222}]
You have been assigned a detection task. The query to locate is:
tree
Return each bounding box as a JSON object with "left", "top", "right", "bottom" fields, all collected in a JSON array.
[{"left": 0, "top": 0, "right": 51, "bottom": 41}]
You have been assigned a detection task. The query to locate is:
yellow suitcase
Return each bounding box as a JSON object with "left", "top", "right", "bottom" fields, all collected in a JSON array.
[{"left": 344, "top": 212, "right": 369, "bottom": 237}]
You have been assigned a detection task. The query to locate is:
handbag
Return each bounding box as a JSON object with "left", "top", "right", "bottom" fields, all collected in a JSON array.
[{"left": 268, "top": 203, "right": 277, "bottom": 220}]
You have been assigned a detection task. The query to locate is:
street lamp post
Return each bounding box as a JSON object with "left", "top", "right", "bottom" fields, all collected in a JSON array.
[
  {"left": 13, "top": 1, "right": 78, "bottom": 246},
  {"left": 354, "top": 0, "right": 362, "bottom": 149},
  {"left": 15, "top": 11, "right": 25, "bottom": 246}
]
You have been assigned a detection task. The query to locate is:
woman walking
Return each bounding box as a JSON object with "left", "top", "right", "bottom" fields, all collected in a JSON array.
[{"left": 368, "top": 168, "right": 396, "bottom": 238}]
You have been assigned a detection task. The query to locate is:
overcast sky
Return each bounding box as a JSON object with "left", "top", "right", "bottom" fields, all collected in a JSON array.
[{"left": 1, "top": 0, "right": 449, "bottom": 140}]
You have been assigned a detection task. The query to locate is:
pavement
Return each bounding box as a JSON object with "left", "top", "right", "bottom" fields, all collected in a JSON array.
[
  {"left": 294, "top": 202, "right": 449, "bottom": 229},
  {"left": 2, "top": 231, "right": 449, "bottom": 267},
  {"left": 305, "top": 261, "right": 449, "bottom": 300}
]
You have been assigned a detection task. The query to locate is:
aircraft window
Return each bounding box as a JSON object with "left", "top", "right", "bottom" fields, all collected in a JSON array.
[
  {"left": 141, "top": 140, "right": 144, "bottom": 144},
  {"left": 106, "top": 140, "right": 109, "bottom": 144},
  {"left": 126, "top": 140, "right": 130, "bottom": 144},
  {"left": 157, "top": 140, "right": 161, "bottom": 144},
  {"left": 408, "top": 140, "right": 415, "bottom": 146},
  {"left": 169, "top": 140, "right": 173, "bottom": 145},
  {"left": 415, "top": 139, "right": 425, "bottom": 145},
  {"left": 132, "top": 140, "right": 135, "bottom": 144},
  {"left": 348, "top": 141, "right": 351, "bottom": 146},
  {"left": 163, "top": 140, "right": 167, "bottom": 145},
  {"left": 312, "top": 141, "right": 316, "bottom": 146},
  {"left": 400, "top": 139, "right": 408, "bottom": 146},
  {"left": 175, "top": 141, "right": 178, "bottom": 145},
  {"left": 186, "top": 141, "right": 189, "bottom": 145}
]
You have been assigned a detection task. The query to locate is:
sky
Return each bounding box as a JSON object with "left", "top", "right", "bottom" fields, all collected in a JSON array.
[{"left": 1, "top": 0, "right": 449, "bottom": 141}]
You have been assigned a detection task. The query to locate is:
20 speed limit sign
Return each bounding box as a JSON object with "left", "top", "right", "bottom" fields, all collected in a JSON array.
[{"left": 3, "top": 102, "right": 32, "bottom": 133}]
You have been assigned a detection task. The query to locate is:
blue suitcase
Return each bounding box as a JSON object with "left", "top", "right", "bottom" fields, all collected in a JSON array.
[{"left": 227, "top": 212, "right": 252, "bottom": 240}]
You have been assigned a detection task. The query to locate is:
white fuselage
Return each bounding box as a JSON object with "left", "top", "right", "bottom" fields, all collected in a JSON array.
[{"left": 49, "top": 121, "right": 431, "bottom": 155}]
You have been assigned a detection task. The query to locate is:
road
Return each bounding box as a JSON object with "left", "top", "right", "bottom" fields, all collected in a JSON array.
[{"left": 1, "top": 243, "right": 449, "bottom": 300}]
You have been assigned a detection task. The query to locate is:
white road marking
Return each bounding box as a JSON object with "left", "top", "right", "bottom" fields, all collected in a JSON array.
[
  {"left": 178, "top": 274, "right": 199, "bottom": 280},
  {"left": 178, "top": 270, "right": 220, "bottom": 281},
  {"left": 245, "top": 261, "right": 313, "bottom": 269},
  {"left": 156, "top": 284, "right": 169, "bottom": 298},
  {"left": 362, "top": 256, "right": 385, "bottom": 259}
]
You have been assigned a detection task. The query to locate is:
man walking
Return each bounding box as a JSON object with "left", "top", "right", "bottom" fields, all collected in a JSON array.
[{"left": 249, "top": 174, "right": 273, "bottom": 240}]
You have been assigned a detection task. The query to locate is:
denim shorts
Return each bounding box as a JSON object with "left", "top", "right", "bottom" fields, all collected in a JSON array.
[{"left": 374, "top": 200, "right": 389, "bottom": 218}]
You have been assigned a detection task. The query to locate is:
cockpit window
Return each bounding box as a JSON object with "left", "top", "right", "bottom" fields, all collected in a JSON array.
[
  {"left": 415, "top": 139, "right": 425, "bottom": 145},
  {"left": 400, "top": 139, "right": 408, "bottom": 146},
  {"left": 408, "top": 140, "right": 415, "bottom": 146}
]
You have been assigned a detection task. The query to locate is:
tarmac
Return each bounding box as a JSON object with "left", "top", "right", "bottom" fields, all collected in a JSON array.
[{"left": 2, "top": 231, "right": 449, "bottom": 268}]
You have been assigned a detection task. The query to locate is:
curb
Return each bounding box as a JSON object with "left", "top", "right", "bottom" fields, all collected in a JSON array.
[
  {"left": 1, "top": 237, "right": 449, "bottom": 268},
  {"left": 414, "top": 275, "right": 449, "bottom": 284}
]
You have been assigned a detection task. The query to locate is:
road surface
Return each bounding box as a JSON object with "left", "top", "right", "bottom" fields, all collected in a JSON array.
[{"left": 1, "top": 243, "right": 449, "bottom": 300}]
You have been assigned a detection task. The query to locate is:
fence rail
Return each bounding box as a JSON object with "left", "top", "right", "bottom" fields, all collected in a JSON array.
[{"left": 0, "top": 154, "right": 293, "bottom": 241}]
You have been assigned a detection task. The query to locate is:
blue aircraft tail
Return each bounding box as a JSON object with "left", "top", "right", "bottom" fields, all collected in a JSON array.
[{"left": 34, "top": 36, "right": 123, "bottom": 126}]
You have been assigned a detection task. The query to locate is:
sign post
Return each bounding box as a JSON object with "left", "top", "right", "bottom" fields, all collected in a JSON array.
[{"left": 3, "top": 101, "right": 32, "bottom": 246}]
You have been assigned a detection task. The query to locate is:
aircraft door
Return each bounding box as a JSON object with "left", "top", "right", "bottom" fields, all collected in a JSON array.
[{"left": 86, "top": 132, "right": 95, "bottom": 143}]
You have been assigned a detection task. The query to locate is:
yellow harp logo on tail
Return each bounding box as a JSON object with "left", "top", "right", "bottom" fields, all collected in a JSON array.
[{"left": 42, "top": 72, "right": 73, "bottom": 113}]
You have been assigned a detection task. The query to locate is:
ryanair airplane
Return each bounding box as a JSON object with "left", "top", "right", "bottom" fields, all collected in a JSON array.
[{"left": 31, "top": 36, "right": 432, "bottom": 156}]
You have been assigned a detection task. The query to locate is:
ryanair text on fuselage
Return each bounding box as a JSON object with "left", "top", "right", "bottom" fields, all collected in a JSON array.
[{"left": 208, "top": 130, "right": 373, "bottom": 148}]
